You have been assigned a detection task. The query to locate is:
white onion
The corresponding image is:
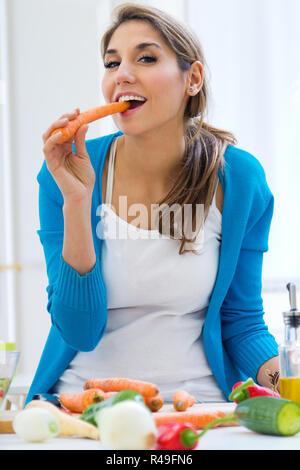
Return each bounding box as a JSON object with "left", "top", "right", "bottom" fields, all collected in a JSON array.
[
  {"left": 96, "top": 400, "right": 157, "bottom": 450},
  {"left": 13, "top": 408, "right": 59, "bottom": 442}
]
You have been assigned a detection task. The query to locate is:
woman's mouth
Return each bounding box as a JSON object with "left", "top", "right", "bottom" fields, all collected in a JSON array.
[{"left": 120, "top": 100, "right": 147, "bottom": 117}]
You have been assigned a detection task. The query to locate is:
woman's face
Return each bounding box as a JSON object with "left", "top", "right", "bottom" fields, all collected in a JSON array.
[{"left": 101, "top": 20, "right": 190, "bottom": 136}]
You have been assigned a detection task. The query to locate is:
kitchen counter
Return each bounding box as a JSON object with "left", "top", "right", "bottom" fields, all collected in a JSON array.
[
  {"left": 1, "top": 402, "right": 300, "bottom": 450},
  {"left": 1, "top": 425, "right": 300, "bottom": 450}
]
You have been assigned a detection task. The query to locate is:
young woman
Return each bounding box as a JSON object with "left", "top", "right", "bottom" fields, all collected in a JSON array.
[{"left": 26, "top": 4, "right": 279, "bottom": 405}]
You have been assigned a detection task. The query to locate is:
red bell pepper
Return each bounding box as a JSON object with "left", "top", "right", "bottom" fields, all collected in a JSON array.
[
  {"left": 155, "top": 421, "right": 199, "bottom": 450},
  {"left": 154, "top": 414, "right": 237, "bottom": 451},
  {"left": 229, "top": 377, "right": 280, "bottom": 403}
]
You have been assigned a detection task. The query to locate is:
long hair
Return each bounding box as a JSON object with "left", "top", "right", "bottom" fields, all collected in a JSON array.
[{"left": 101, "top": 3, "right": 238, "bottom": 254}]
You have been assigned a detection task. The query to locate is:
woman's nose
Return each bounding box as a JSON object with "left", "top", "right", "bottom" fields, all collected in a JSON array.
[{"left": 115, "top": 62, "right": 136, "bottom": 84}]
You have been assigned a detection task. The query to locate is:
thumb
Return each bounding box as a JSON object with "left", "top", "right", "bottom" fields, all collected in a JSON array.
[{"left": 74, "top": 124, "right": 89, "bottom": 156}]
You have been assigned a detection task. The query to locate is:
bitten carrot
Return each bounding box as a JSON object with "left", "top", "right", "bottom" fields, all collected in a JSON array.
[
  {"left": 59, "top": 389, "right": 105, "bottom": 413},
  {"left": 173, "top": 390, "right": 196, "bottom": 411},
  {"left": 51, "top": 101, "right": 130, "bottom": 143},
  {"left": 154, "top": 410, "right": 238, "bottom": 430},
  {"left": 83, "top": 378, "right": 159, "bottom": 398},
  {"left": 144, "top": 394, "right": 164, "bottom": 412}
]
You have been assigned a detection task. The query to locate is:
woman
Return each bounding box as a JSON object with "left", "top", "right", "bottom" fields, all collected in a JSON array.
[{"left": 26, "top": 3, "right": 279, "bottom": 405}]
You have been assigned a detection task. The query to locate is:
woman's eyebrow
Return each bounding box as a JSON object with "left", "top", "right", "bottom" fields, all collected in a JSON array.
[{"left": 104, "top": 42, "right": 162, "bottom": 57}]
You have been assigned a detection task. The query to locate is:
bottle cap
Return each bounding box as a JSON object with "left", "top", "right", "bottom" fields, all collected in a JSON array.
[{"left": 283, "top": 283, "right": 300, "bottom": 326}]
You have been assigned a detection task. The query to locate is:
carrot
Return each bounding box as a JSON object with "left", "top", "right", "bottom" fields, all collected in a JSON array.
[
  {"left": 144, "top": 394, "right": 164, "bottom": 412},
  {"left": 83, "top": 378, "right": 159, "bottom": 398},
  {"left": 154, "top": 410, "right": 238, "bottom": 430},
  {"left": 59, "top": 388, "right": 105, "bottom": 413},
  {"left": 51, "top": 101, "right": 130, "bottom": 143},
  {"left": 173, "top": 390, "right": 196, "bottom": 411}
]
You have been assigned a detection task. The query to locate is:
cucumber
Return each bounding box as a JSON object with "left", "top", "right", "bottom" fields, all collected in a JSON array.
[{"left": 235, "top": 396, "right": 300, "bottom": 436}]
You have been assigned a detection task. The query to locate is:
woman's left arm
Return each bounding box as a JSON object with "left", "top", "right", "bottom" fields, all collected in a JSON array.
[
  {"left": 221, "top": 174, "right": 279, "bottom": 390},
  {"left": 257, "top": 356, "right": 280, "bottom": 391}
]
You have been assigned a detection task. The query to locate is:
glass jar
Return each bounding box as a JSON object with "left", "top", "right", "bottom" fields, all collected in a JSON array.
[{"left": 279, "top": 283, "right": 300, "bottom": 404}]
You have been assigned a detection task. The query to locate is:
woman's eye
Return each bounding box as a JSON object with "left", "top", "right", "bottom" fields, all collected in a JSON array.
[{"left": 104, "top": 56, "right": 157, "bottom": 69}]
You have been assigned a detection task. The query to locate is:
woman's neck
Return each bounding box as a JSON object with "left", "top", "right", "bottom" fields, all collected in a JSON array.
[{"left": 117, "top": 132, "right": 186, "bottom": 194}]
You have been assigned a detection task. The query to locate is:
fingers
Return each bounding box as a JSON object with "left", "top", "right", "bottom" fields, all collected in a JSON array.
[
  {"left": 42, "top": 108, "right": 80, "bottom": 144},
  {"left": 73, "top": 123, "right": 89, "bottom": 156}
]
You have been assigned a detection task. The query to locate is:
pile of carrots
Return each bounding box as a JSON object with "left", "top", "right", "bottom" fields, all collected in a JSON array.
[
  {"left": 59, "top": 377, "right": 196, "bottom": 414},
  {"left": 58, "top": 377, "right": 235, "bottom": 430}
]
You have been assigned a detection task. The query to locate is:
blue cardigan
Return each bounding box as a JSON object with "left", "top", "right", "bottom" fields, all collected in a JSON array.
[{"left": 25, "top": 130, "right": 279, "bottom": 405}]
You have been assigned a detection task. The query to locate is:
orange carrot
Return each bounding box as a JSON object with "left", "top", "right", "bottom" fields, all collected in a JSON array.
[
  {"left": 173, "top": 390, "right": 196, "bottom": 411},
  {"left": 83, "top": 378, "right": 159, "bottom": 398},
  {"left": 154, "top": 410, "right": 238, "bottom": 430},
  {"left": 59, "top": 388, "right": 105, "bottom": 413},
  {"left": 144, "top": 394, "right": 164, "bottom": 412},
  {"left": 51, "top": 101, "right": 130, "bottom": 143}
]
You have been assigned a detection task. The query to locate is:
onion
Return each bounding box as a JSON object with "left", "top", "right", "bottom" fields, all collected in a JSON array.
[
  {"left": 13, "top": 408, "right": 59, "bottom": 442},
  {"left": 96, "top": 400, "right": 157, "bottom": 450}
]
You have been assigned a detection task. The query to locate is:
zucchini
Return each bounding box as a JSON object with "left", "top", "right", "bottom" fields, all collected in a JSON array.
[{"left": 235, "top": 396, "right": 300, "bottom": 436}]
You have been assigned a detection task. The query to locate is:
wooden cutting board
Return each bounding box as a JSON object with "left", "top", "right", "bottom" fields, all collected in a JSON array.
[{"left": 0, "top": 411, "right": 19, "bottom": 434}]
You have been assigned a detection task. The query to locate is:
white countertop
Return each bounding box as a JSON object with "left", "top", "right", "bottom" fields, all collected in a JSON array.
[
  {"left": 1, "top": 425, "right": 300, "bottom": 450},
  {"left": 1, "top": 401, "right": 300, "bottom": 450}
]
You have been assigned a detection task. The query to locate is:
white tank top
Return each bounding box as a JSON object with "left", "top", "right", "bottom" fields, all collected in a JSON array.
[{"left": 54, "top": 137, "right": 226, "bottom": 402}]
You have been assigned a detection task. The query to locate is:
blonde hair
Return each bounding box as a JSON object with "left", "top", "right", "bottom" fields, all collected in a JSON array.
[{"left": 101, "top": 3, "right": 238, "bottom": 254}]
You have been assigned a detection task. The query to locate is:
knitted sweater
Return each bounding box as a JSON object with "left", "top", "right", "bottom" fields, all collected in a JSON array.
[{"left": 25, "top": 130, "right": 279, "bottom": 405}]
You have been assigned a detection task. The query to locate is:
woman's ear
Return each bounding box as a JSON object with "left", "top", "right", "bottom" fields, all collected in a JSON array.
[{"left": 187, "top": 61, "right": 204, "bottom": 95}]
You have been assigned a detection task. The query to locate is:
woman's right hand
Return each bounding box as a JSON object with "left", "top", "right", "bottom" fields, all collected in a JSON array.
[{"left": 42, "top": 108, "right": 96, "bottom": 202}]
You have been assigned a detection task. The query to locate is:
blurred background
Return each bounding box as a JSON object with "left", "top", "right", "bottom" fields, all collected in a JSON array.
[{"left": 0, "top": 0, "right": 299, "bottom": 391}]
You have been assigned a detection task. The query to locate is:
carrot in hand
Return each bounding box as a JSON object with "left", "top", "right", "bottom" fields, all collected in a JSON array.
[
  {"left": 144, "top": 394, "right": 164, "bottom": 412},
  {"left": 51, "top": 101, "right": 131, "bottom": 144},
  {"left": 173, "top": 390, "right": 196, "bottom": 411},
  {"left": 83, "top": 378, "right": 159, "bottom": 398},
  {"left": 59, "top": 388, "right": 105, "bottom": 413},
  {"left": 154, "top": 410, "right": 238, "bottom": 430}
]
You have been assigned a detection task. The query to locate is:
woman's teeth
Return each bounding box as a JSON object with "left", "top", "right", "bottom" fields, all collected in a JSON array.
[{"left": 118, "top": 95, "right": 146, "bottom": 103}]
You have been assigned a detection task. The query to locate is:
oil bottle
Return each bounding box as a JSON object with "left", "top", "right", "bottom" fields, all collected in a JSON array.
[{"left": 279, "top": 283, "right": 300, "bottom": 404}]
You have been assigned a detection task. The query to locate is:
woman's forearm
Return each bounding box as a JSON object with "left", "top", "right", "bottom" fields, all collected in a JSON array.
[
  {"left": 62, "top": 197, "right": 96, "bottom": 276},
  {"left": 256, "top": 355, "right": 280, "bottom": 392}
]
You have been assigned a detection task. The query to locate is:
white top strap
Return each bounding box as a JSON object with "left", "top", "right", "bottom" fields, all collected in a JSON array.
[{"left": 105, "top": 137, "right": 118, "bottom": 205}]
